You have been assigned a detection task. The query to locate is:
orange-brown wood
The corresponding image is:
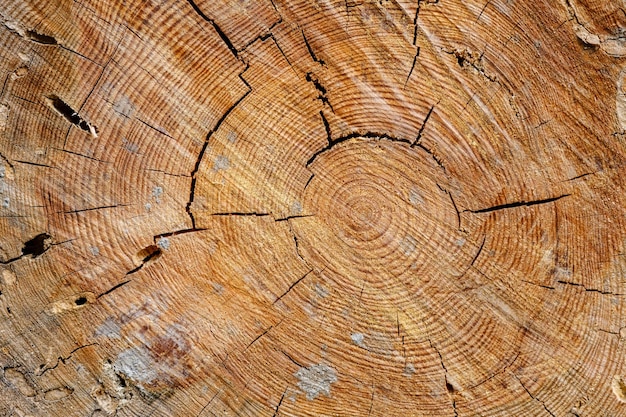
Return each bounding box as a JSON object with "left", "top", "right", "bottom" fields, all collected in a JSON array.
[{"left": 1, "top": 0, "right": 626, "bottom": 415}]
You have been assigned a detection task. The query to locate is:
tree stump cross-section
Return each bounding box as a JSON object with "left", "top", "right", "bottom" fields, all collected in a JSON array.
[{"left": 1, "top": 0, "right": 626, "bottom": 416}]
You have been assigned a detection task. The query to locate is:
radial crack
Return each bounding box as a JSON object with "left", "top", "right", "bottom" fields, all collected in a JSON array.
[
  {"left": 186, "top": 0, "right": 238, "bottom": 58},
  {"left": 515, "top": 375, "right": 556, "bottom": 417},
  {"left": 467, "top": 194, "right": 571, "bottom": 213},
  {"left": 274, "top": 270, "right": 313, "bottom": 304},
  {"left": 556, "top": 280, "right": 624, "bottom": 296},
  {"left": 186, "top": 69, "right": 252, "bottom": 228}
]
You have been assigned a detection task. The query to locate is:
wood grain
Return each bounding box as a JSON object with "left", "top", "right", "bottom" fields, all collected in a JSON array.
[{"left": 0, "top": 0, "right": 625, "bottom": 415}]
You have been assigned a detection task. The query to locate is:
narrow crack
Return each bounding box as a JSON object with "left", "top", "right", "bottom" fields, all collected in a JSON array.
[
  {"left": 97, "top": 280, "right": 131, "bottom": 298},
  {"left": 466, "top": 194, "right": 570, "bottom": 213},
  {"left": 556, "top": 280, "right": 624, "bottom": 296},
  {"left": 410, "top": 104, "right": 435, "bottom": 148},
  {"left": 437, "top": 184, "right": 460, "bottom": 228},
  {"left": 404, "top": 47, "right": 420, "bottom": 88},
  {"left": 244, "top": 324, "right": 276, "bottom": 351},
  {"left": 301, "top": 29, "right": 326, "bottom": 66},
  {"left": 430, "top": 340, "right": 457, "bottom": 417},
  {"left": 274, "top": 270, "right": 313, "bottom": 304},
  {"left": 211, "top": 212, "right": 271, "bottom": 217},
  {"left": 186, "top": 68, "right": 252, "bottom": 228},
  {"left": 514, "top": 375, "right": 556, "bottom": 417},
  {"left": 37, "top": 343, "right": 99, "bottom": 376},
  {"left": 272, "top": 390, "right": 286, "bottom": 417},
  {"left": 306, "top": 131, "right": 411, "bottom": 167},
  {"left": 186, "top": 0, "right": 238, "bottom": 58},
  {"left": 412, "top": 0, "right": 426, "bottom": 45},
  {"left": 61, "top": 204, "right": 130, "bottom": 214}
]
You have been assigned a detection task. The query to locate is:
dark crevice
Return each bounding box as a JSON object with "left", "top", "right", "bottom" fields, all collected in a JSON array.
[
  {"left": 515, "top": 375, "right": 556, "bottom": 417},
  {"left": 272, "top": 391, "right": 286, "bottom": 417},
  {"left": 153, "top": 228, "right": 207, "bottom": 239},
  {"left": 62, "top": 204, "right": 129, "bottom": 214},
  {"left": 186, "top": 74, "right": 252, "bottom": 228},
  {"left": 124, "top": 245, "right": 162, "bottom": 277},
  {"left": 26, "top": 30, "right": 58, "bottom": 45},
  {"left": 22, "top": 233, "right": 52, "bottom": 258},
  {"left": 476, "top": 0, "right": 491, "bottom": 21},
  {"left": 274, "top": 270, "right": 312, "bottom": 304},
  {"left": 136, "top": 117, "right": 172, "bottom": 138},
  {"left": 320, "top": 111, "right": 332, "bottom": 144},
  {"left": 563, "top": 171, "right": 596, "bottom": 181},
  {"left": 97, "top": 280, "right": 131, "bottom": 298},
  {"left": 443, "top": 48, "right": 498, "bottom": 83},
  {"left": 14, "top": 160, "right": 55, "bottom": 169},
  {"left": 404, "top": 47, "right": 420, "bottom": 88},
  {"left": 522, "top": 280, "right": 556, "bottom": 290},
  {"left": 306, "top": 73, "right": 333, "bottom": 111},
  {"left": 469, "top": 236, "right": 486, "bottom": 267},
  {"left": 245, "top": 323, "right": 278, "bottom": 351},
  {"left": 411, "top": 104, "right": 435, "bottom": 148},
  {"left": 304, "top": 173, "right": 315, "bottom": 191},
  {"left": 54, "top": 148, "right": 110, "bottom": 163},
  {"left": 467, "top": 194, "right": 571, "bottom": 213},
  {"left": 301, "top": 29, "right": 326, "bottom": 66},
  {"left": 211, "top": 212, "right": 271, "bottom": 217},
  {"left": 306, "top": 131, "right": 411, "bottom": 167},
  {"left": 186, "top": 0, "right": 238, "bottom": 58},
  {"left": 236, "top": 13, "right": 283, "bottom": 54},
  {"left": 281, "top": 350, "right": 303, "bottom": 368},
  {"left": 469, "top": 351, "right": 520, "bottom": 389},
  {"left": 37, "top": 343, "right": 98, "bottom": 376},
  {"left": 430, "top": 339, "right": 457, "bottom": 417},
  {"left": 45, "top": 95, "right": 98, "bottom": 137},
  {"left": 275, "top": 214, "right": 314, "bottom": 222},
  {"left": 412, "top": 0, "right": 421, "bottom": 45},
  {"left": 437, "top": 184, "right": 460, "bottom": 229},
  {"left": 556, "top": 280, "right": 624, "bottom": 296},
  {"left": 145, "top": 168, "right": 190, "bottom": 178},
  {"left": 0, "top": 233, "right": 52, "bottom": 264},
  {"left": 417, "top": 143, "right": 445, "bottom": 170}
]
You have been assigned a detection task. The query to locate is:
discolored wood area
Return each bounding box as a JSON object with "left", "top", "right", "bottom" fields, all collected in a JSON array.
[{"left": 1, "top": 0, "right": 626, "bottom": 415}]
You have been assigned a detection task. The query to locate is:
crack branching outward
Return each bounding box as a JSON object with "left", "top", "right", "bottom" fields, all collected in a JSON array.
[
  {"left": 37, "top": 343, "right": 99, "bottom": 376},
  {"left": 514, "top": 375, "right": 556, "bottom": 417},
  {"left": 186, "top": 68, "right": 252, "bottom": 228},
  {"left": 306, "top": 131, "right": 411, "bottom": 167}
]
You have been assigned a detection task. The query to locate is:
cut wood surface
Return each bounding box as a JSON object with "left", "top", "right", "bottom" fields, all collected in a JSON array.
[{"left": 0, "top": 0, "right": 626, "bottom": 415}]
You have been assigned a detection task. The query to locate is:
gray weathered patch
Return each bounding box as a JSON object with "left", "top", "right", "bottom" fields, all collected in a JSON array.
[
  {"left": 214, "top": 155, "right": 230, "bottom": 171},
  {"left": 294, "top": 363, "right": 337, "bottom": 400},
  {"left": 113, "top": 96, "right": 135, "bottom": 118},
  {"left": 157, "top": 237, "right": 170, "bottom": 250},
  {"left": 95, "top": 318, "right": 121, "bottom": 339},
  {"left": 152, "top": 186, "right": 163, "bottom": 203},
  {"left": 399, "top": 235, "right": 417, "bottom": 255},
  {"left": 409, "top": 186, "right": 423, "bottom": 205},
  {"left": 351, "top": 332, "right": 366, "bottom": 348},
  {"left": 113, "top": 348, "right": 158, "bottom": 384}
]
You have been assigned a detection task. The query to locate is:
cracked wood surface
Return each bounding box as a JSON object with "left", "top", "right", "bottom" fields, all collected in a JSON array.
[{"left": 0, "top": 0, "right": 626, "bottom": 416}]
